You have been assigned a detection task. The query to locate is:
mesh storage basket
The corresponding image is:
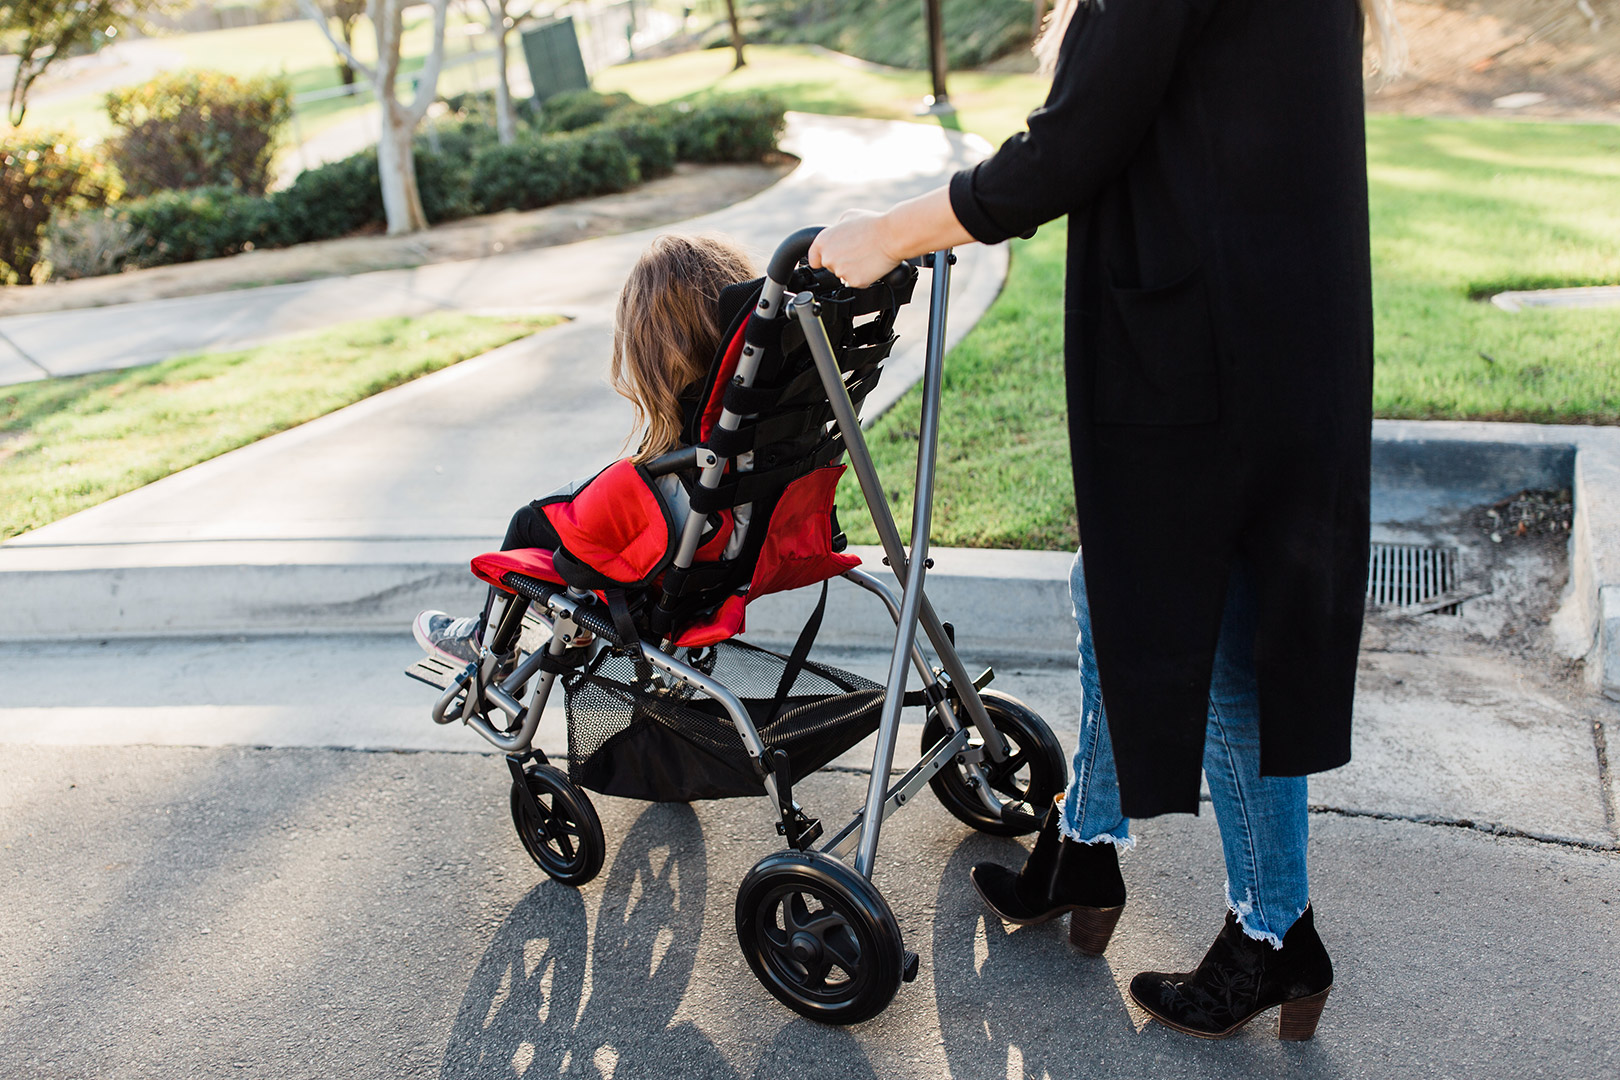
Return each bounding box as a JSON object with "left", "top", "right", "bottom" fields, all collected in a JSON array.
[{"left": 563, "top": 639, "right": 885, "bottom": 801}]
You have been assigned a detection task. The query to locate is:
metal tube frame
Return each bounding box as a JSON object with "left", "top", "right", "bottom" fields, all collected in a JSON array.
[{"left": 435, "top": 233, "right": 1017, "bottom": 878}]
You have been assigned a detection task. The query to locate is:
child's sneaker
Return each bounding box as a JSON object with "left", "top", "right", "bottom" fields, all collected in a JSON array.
[{"left": 413, "top": 610, "right": 483, "bottom": 665}]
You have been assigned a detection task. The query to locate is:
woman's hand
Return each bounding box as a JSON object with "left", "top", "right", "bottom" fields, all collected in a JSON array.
[
  {"left": 809, "top": 210, "right": 904, "bottom": 289},
  {"left": 809, "top": 189, "right": 975, "bottom": 288}
]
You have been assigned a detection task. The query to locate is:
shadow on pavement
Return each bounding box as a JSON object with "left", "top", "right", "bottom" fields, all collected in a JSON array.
[{"left": 441, "top": 801, "right": 727, "bottom": 1077}]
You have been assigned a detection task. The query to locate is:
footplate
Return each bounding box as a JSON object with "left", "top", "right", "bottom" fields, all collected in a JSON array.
[{"left": 403, "top": 607, "right": 553, "bottom": 689}]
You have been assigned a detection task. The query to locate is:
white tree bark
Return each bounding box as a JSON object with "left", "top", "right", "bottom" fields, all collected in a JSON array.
[
  {"left": 298, "top": 0, "right": 449, "bottom": 234},
  {"left": 482, "top": 0, "right": 518, "bottom": 146}
]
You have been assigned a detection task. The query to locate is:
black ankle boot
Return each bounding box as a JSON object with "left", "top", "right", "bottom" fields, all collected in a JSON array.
[
  {"left": 1129, "top": 906, "right": 1333, "bottom": 1040},
  {"left": 969, "top": 804, "right": 1127, "bottom": 954}
]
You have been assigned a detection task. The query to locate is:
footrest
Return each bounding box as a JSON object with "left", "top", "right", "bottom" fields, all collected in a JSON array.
[{"left": 403, "top": 607, "right": 554, "bottom": 689}]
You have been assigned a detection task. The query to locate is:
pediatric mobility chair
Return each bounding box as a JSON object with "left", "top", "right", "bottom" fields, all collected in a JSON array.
[{"left": 406, "top": 228, "right": 1068, "bottom": 1023}]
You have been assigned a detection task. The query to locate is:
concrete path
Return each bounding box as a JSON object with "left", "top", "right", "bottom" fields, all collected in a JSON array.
[
  {"left": 0, "top": 112, "right": 1008, "bottom": 645},
  {"left": 0, "top": 113, "right": 1001, "bottom": 385}
]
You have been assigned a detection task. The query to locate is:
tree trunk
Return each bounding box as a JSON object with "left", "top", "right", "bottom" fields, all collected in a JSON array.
[
  {"left": 377, "top": 105, "right": 429, "bottom": 234},
  {"left": 338, "top": 18, "right": 358, "bottom": 86},
  {"left": 491, "top": 20, "right": 517, "bottom": 145},
  {"left": 725, "top": 0, "right": 745, "bottom": 69}
]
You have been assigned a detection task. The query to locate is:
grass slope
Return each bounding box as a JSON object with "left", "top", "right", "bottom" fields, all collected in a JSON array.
[{"left": 0, "top": 312, "right": 557, "bottom": 539}]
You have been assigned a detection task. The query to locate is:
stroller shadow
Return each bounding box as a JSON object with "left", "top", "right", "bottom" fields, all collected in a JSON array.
[{"left": 440, "top": 802, "right": 732, "bottom": 1079}]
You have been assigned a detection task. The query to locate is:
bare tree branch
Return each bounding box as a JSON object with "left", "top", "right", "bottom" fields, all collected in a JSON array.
[
  {"left": 405, "top": 0, "right": 451, "bottom": 123},
  {"left": 295, "top": 0, "right": 376, "bottom": 82}
]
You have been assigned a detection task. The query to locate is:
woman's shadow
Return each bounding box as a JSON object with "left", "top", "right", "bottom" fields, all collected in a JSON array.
[{"left": 439, "top": 801, "right": 735, "bottom": 1079}]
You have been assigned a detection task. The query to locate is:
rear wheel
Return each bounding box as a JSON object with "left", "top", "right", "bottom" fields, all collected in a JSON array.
[
  {"left": 735, "top": 851, "right": 905, "bottom": 1025},
  {"left": 921, "top": 689, "right": 1065, "bottom": 837},
  {"left": 510, "top": 763, "right": 606, "bottom": 886}
]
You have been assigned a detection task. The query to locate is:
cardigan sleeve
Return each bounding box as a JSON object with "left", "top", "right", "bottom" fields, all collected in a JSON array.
[{"left": 949, "top": 0, "right": 1201, "bottom": 245}]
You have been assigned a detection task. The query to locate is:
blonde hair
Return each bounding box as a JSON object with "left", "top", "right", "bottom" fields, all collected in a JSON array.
[
  {"left": 1033, "top": 0, "right": 1406, "bottom": 80},
  {"left": 611, "top": 234, "right": 756, "bottom": 463}
]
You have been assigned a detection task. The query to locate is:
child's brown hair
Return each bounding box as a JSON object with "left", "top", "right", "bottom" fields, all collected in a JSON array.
[{"left": 611, "top": 234, "right": 757, "bottom": 462}]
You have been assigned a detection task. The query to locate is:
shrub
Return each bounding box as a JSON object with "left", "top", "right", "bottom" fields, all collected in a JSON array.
[
  {"left": 470, "top": 128, "right": 637, "bottom": 213},
  {"left": 43, "top": 212, "right": 145, "bottom": 280},
  {"left": 106, "top": 71, "right": 293, "bottom": 197},
  {"left": 115, "top": 185, "right": 277, "bottom": 267},
  {"left": 414, "top": 147, "right": 476, "bottom": 224},
  {"left": 267, "top": 150, "right": 382, "bottom": 245},
  {"left": 537, "top": 89, "right": 635, "bottom": 133},
  {"left": 601, "top": 114, "right": 678, "bottom": 180},
  {"left": 0, "top": 134, "right": 118, "bottom": 285},
  {"left": 668, "top": 94, "right": 786, "bottom": 163}
]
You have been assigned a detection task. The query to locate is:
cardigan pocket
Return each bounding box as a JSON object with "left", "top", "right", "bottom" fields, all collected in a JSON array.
[{"left": 1092, "top": 267, "right": 1219, "bottom": 427}]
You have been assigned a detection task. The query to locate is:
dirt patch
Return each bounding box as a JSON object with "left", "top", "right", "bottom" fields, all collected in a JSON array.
[
  {"left": 1363, "top": 489, "right": 1579, "bottom": 667},
  {"left": 1370, "top": 0, "right": 1620, "bottom": 120},
  {"left": 0, "top": 158, "right": 796, "bottom": 319}
]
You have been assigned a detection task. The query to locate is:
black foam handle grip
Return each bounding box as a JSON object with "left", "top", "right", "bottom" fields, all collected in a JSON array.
[{"left": 766, "top": 226, "right": 826, "bottom": 284}]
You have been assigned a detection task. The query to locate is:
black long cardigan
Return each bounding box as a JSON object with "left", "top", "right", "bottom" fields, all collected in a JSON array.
[{"left": 949, "top": 0, "right": 1373, "bottom": 817}]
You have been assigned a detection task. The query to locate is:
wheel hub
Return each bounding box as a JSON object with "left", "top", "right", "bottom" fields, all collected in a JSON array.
[{"left": 789, "top": 931, "right": 821, "bottom": 965}]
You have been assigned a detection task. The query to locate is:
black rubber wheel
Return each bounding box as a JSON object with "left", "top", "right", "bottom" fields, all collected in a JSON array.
[
  {"left": 510, "top": 763, "right": 606, "bottom": 886},
  {"left": 920, "top": 688, "right": 1066, "bottom": 837},
  {"left": 735, "top": 851, "right": 905, "bottom": 1025}
]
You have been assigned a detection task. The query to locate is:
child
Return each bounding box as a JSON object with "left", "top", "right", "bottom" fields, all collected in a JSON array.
[{"left": 414, "top": 233, "right": 758, "bottom": 664}]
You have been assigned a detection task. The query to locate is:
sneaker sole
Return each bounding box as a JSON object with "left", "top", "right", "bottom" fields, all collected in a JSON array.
[{"left": 413, "top": 611, "right": 479, "bottom": 667}]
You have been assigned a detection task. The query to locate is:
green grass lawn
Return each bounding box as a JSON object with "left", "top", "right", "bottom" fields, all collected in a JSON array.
[
  {"left": 601, "top": 48, "right": 1620, "bottom": 546},
  {"left": 0, "top": 312, "right": 557, "bottom": 539}
]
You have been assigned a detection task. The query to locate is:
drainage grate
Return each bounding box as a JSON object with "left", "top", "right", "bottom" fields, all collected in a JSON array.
[{"left": 1367, "top": 542, "right": 1461, "bottom": 614}]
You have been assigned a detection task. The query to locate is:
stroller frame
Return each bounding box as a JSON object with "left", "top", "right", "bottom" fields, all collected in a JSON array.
[{"left": 414, "top": 228, "right": 1065, "bottom": 1023}]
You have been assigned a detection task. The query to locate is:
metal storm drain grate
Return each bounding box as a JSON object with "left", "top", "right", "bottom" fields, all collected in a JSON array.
[{"left": 1367, "top": 542, "right": 1462, "bottom": 615}]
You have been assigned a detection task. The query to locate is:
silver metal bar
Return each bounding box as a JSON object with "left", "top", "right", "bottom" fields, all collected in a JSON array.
[
  {"left": 856, "top": 250, "right": 949, "bottom": 875},
  {"left": 840, "top": 568, "right": 941, "bottom": 695},
  {"left": 793, "top": 251, "right": 955, "bottom": 877},
  {"left": 786, "top": 274, "right": 1008, "bottom": 765},
  {"left": 821, "top": 726, "right": 971, "bottom": 860}
]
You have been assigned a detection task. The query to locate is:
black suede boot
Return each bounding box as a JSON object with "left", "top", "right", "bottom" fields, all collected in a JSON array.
[
  {"left": 1129, "top": 906, "right": 1333, "bottom": 1040},
  {"left": 969, "top": 803, "right": 1127, "bottom": 954}
]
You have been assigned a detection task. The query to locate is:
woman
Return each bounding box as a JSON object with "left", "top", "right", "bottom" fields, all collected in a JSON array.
[{"left": 811, "top": 0, "right": 1403, "bottom": 1041}]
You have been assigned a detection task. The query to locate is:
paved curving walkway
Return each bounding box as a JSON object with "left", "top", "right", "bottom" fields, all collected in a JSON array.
[
  {"left": 0, "top": 113, "right": 1000, "bottom": 384},
  {"left": 0, "top": 112, "right": 1008, "bottom": 640}
]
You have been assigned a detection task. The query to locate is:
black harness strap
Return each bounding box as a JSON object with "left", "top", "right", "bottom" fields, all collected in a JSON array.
[{"left": 766, "top": 579, "right": 829, "bottom": 724}]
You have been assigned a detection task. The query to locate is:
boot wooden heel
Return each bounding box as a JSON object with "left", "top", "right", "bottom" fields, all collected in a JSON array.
[
  {"left": 1067, "top": 904, "right": 1124, "bottom": 954},
  {"left": 1277, "top": 987, "right": 1331, "bottom": 1041}
]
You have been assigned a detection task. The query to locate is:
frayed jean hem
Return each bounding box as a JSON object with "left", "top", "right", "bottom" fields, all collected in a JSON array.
[{"left": 1225, "top": 880, "right": 1307, "bottom": 950}]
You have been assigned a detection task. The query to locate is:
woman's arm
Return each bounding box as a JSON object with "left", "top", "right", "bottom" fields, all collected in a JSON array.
[
  {"left": 812, "top": 0, "right": 1202, "bottom": 287},
  {"left": 808, "top": 187, "right": 970, "bottom": 288}
]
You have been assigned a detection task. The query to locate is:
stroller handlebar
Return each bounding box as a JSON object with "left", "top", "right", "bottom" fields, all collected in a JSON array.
[
  {"left": 765, "top": 226, "right": 933, "bottom": 294},
  {"left": 766, "top": 226, "right": 826, "bottom": 284}
]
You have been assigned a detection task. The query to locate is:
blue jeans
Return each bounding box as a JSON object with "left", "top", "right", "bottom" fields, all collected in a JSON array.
[{"left": 1059, "top": 550, "right": 1311, "bottom": 947}]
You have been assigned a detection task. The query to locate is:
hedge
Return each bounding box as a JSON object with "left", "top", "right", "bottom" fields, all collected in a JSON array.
[{"left": 56, "top": 90, "right": 785, "bottom": 275}]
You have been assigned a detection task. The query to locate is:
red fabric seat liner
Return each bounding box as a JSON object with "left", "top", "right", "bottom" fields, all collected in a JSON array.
[
  {"left": 471, "top": 548, "right": 566, "bottom": 591},
  {"left": 541, "top": 460, "right": 674, "bottom": 587}
]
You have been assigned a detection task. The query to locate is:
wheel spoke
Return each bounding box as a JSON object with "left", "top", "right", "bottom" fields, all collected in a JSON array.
[
  {"left": 821, "top": 928, "right": 862, "bottom": 977},
  {"left": 785, "top": 892, "right": 814, "bottom": 933}
]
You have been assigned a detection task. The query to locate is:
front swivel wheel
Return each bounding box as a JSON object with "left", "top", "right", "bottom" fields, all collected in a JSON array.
[
  {"left": 510, "top": 763, "right": 605, "bottom": 886},
  {"left": 735, "top": 851, "right": 906, "bottom": 1025}
]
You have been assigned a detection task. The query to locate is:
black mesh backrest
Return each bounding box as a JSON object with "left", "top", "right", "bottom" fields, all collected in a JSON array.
[{"left": 648, "top": 264, "right": 919, "bottom": 636}]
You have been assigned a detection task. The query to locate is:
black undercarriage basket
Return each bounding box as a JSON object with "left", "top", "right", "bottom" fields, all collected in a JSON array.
[{"left": 563, "top": 639, "right": 884, "bottom": 802}]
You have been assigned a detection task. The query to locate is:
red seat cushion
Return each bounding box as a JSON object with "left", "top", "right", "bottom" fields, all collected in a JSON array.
[{"left": 471, "top": 548, "right": 566, "bottom": 592}]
